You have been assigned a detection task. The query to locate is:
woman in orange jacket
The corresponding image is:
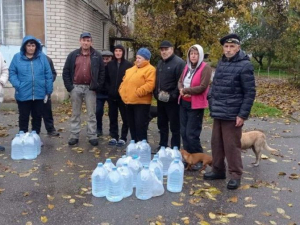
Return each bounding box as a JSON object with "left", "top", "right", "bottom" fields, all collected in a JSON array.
[{"left": 119, "top": 48, "right": 156, "bottom": 142}]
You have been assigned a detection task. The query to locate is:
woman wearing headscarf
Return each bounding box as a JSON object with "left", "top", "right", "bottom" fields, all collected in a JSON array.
[
  {"left": 178, "top": 44, "right": 212, "bottom": 170},
  {"left": 119, "top": 48, "right": 156, "bottom": 142}
]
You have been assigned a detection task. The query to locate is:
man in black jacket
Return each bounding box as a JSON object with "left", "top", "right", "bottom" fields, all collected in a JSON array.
[
  {"left": 62, "top": 32, "right": 105, "bottom": 146},
  {"left": 106, "top": 44, "right": 132, "bottom": 147},
  {"left": 204, "top": 34, "right": 256, "bottom": 190},
  {"left": 154, "top": 40, "right": 185, "bottom": 151}
]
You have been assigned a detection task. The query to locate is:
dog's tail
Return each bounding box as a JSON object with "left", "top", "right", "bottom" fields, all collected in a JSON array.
[{"left": 264, "top": 142, "right": 278, "bottom": 153}]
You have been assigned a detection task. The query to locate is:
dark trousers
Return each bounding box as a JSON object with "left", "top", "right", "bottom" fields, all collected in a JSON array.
[
  {"left": 43, "top": 97, "right": 56, "bottom": 132},
  {"left": 157, "top": 100, "right": 180, "bottom": 148},
  {"left": 211, "top": 119, "right": 243, "bottom": 179},
  {"left": 17, "top": 100, "right": 44, "bottom": 134},
  {"left": 180, "top": 100, "right": 204, "bottom": 153},
  {"left": 108, "top": 98, "right": 128, "bottom": 141},
  {"left": 127, "top": 104, "right": 150, "bottom": 142},
  {"left": 96, "top": 97, "right": 108, "bottom": 132}
]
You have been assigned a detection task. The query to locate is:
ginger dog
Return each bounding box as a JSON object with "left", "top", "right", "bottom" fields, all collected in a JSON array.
[
  {"left": 241, "top": 130, "right": 278, "bottom": 166},
  {"left": 180, "top": 149, "right": 212, "bottom": 172}
]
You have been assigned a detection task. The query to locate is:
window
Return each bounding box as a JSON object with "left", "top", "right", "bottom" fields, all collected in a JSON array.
[{"left": 0, "top": 0, "right": 24, "bottom": 45}]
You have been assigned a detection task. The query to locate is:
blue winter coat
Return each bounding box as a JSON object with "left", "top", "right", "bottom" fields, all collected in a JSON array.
[{"left": 9, "top": 35, "right": 53, "bottom": 101}]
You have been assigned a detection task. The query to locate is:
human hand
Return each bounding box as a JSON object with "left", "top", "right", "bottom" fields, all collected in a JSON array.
[{"left": 235, "top": 116, "right": 244, "bottom": 127}]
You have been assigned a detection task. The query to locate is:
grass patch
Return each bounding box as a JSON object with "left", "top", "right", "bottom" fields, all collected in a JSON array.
[{"left": 250, "top": 101, "right": 282, "bottom": 117}]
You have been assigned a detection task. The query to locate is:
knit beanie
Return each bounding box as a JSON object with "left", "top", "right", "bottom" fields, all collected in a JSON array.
[{"left": 137, "top": 48, "right": 151, "bottom": 60}]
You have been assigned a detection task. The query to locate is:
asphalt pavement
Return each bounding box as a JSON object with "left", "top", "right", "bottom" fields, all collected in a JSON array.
[{"left": 0, "top": 102, "right": 299, "bottom": 225}]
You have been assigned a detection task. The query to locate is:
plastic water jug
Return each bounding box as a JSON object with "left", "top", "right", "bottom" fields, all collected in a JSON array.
[
  {"left": 126, "top": 140, "right": 138, "bottom": 157},
  {"left": 157, "top": 146, "right": 173, "bottom": 176},
  {"left": 103, "top": 158, "right": 115, "bottom": 172},
  {"left": 119, "top": 163, "right": 133, "bottom": 198},
  {"left": 169, "top": 146, "right": 182, "bottom": 160},
  {"left": 23, "top": 133, "right": 37, "bottom": 160},
  {"left": 151, "top": 171, "right": 164, "bottom": 197},
  {"left": 116, "top": 155, "right": 127, "bottom": 168},
  {"left": 106, "top": 167, "right": 123, "bottom": 202},
  {"left": 138, "top": 140, "right": 151, "bottom": 166},
  {"left": 128, "top": 155, "right": 142, "bottom": 188},
  {"left": 31, "top": 131, "right": 41, "bottom": 155},
  {"left": 92, "top": 163, "right": 108, "bottom": 197},
  {"left": 153, "top": 154, "right": 163, "bottom": 169},
  {"left": 136, "top": 165, "right": 153, "bottom": 200},
  {"left": 149, "top": 159, "right": 163, "bottom": 182},
  {"left": 19, "top": 131, "right": 25, "bottom": 138},
  {"left": 170, "top": 156, "right": 184, "bottom": 171},
  {"left": 11, "top": 134, "right": 23, "bottom": 160},
  {"left": 167, "top": 160, "right": 184, "bottom": 193}
]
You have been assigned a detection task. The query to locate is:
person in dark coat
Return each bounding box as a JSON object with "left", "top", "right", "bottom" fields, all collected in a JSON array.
[
  {"left": 153, "top": 40, "right": 185, "bottom": 152},
  {"left": 204, "top": 34, "right": 256, "bottom": 190},
  {"left": 106, "top": 45, "right": 132, "bottom": 146},
  {"left": 96, "top": 50, "right": 113, "bottom": 136}
]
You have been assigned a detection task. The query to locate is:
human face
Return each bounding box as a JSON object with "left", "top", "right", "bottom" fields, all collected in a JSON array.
[
  {"left": 80, "top": 37, "right": 92, "bottom": 51},
  {"left": 25, "top": 42, "right": 36, "bottom": 58},
  {"left": 189, "top": 49, "right": 199, "bottom": 65},
  {"left": 160, "top": 47, "right": 173, "bottom": 60},
  {"left": 223, "top": 43, "right": 240, "bottom": 59},
  {"left": 136, "top": 55, "right": 146, "bottom": 67},
  {"left": 102, "top": 56, "right": 112, "bottom": 66},
  {"left": 114, "top": 49, "right": 123, "bottom": 60}
]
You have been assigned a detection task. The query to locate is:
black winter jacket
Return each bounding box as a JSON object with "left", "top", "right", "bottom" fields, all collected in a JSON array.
[
  {"left": 154, "top": 54, "right": 185, "bottom": 102},
  {"left": 208, "top": 50, "right": 256, "bottom": 120},
  {"left": 62, "top": 47, "right": 105, "bottom": 92},
  {"left": 105, "top": 59, "right": 132, "bottom": 100}
]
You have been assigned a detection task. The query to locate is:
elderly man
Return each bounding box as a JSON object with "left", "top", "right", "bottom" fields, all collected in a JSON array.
[
  {"left": 204, "top": 34, "right": 256, "bottom": 190},
  {"left": 0, "top": 51, "right": 8, "bottom": 151},
  {"left": 63, "top": 32, "right": 105, "bottom": 146},
  {"left": 154, "top": 40, "right": 185, "bottom": 152}
]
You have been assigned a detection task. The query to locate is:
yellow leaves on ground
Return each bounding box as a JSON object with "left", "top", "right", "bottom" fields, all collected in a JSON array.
[
  {"left": 208, "top": 212, "right": 242, "bottom": 224},
  {"left": 245, "top": 204, "right": 257, "bottom": 208},
  {"left": 48, "top": 204, "right": 54, "bottom": 210},
  {"left": 69, "top": 199, "right": 76, "bottom": 203},
  {"left": 277, "top": 208, "right": 291, "bottom": 219},
  {"left": 62, "top": 195, "right": 72, "bottom": 199},
  {"left": 193, "top": 187, "right": 221, "bottom": 201},
  {"left": 71, "top": 147, "right": 84, "bottom": 153},
  {"left": 199, "top": 221, "right": 210, "bottom": 225},
  {"left": 261, "top": 154, "right": 269, "bottom": 159},
  {"left": 268, "top": 158, "right": 278, "bottom": 163},
  {"left": 239, "top": 184, "right": 250, "bottom": 190},
  {"left": 47, "top": 194, "right": 55, "bottom": 201},
  {"left": 289, "top": 174, "right": 299, "bottom": 179},
  {"left": 227, "top": 196, "right": 238, "bottom": 203},
  {"left": 83, "top": 203, "right": 93, "bottom": 207},
  {"left": 171, "top": 201, "right": 183, "bottom": 206},
  {"left": 41, "top": 216, "right": 48, "bottom": 223},
  {"left": 0, "top": 188, "right": 5, "bottom": 193}
]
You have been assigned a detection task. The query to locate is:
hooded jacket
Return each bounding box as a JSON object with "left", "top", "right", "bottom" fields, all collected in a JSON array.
[
  {"left": 178, "top": 44, "right": 212, "bottom": 109},
  {"left": 154, "top": 53, "right": 185, "bottom": 102},
  {"left": 208, "top": 50, "right": 256, "bottom": 120},
  {"left": 9, "top": 35, "right": 53, "bottom": 101},
  {"left": 119, "top": 61, "right": 156, "bottom": 104},
  {"left": 62, "top": 46, "right": 105, "bottom": 92},
  {"left": 105, "top": 45, "right": 133, "bottom": 100}
]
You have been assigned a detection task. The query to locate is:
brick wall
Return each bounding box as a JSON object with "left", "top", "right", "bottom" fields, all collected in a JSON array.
[{"left": 46, "top": 0, "right": 116, "bottom": 76}]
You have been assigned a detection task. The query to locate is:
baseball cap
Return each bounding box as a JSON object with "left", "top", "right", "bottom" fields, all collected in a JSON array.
[
  {"left": 80, "top": 32, "right": 92, "bottom": 38},
  {"left": 159, "top": 40, "right": 173, "bottom": 48}
]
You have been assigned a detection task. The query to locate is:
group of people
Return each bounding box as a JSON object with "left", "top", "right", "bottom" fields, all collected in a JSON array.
[{"left": 4, "top": 32, "right": 255, "bottom": 190}]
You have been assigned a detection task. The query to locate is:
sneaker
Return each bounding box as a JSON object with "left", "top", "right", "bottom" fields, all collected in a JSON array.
[
  {"left": 89, "top": 139, "right": 98, "bottom": 146},
  {"left": 108, "top": 138, "right": 117, "bottom": 146},
  {"left": 0, "top": 145, "right": 5, "bottom": 151},
  {"left": 47, "top": 130, "right": 60, "bottom": 136},
  {"left": 116, "top": 139, "right": 126, "bottom": 147},
  {"left": 68, "top": 138, "right": 79, "bottom": 146},
  {"left": 190, "top": 162, "right": 203, "bottom": 171}
]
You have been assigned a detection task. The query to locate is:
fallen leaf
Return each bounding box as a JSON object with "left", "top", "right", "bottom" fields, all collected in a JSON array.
[
  {"left": 199, "top": 221, "right": 210, "bottom": 225},
  {"left": 244, "top": 197, "right": 252, "bottom": 202},
  {"left": 48, "top": 204, "right": 54, "bottom": 210},
  {"left": 83, "top": 203, "right": 93, "bottom": 207},
  {"left": 239, "top": 184, "right": 250, "bottom": 190},
  {"left": 277, "top": 208, "right": 285, "bottom": 214},
  {"left": 75, "top": 195, "right": 85, "bottom": 199},
  {"left": 270, "top": 221, "right": 277, "bottom": 225},
  {"left": 269, "top": 158, "right": 278, "bottom": 163},
  {"left": 69, "top": 199, "right": 75, "bottom": 203},
  {"left": 22, "top": 211, "right": 28, "bottom": 215},
  {"left": 47, "top": 194, "right": 55, "bottom": 201},
  {"left": 255, "top": 221, "right": 262, "bottom": 225},
  {"left": 262, "top": 212, "right": 272, "bottom": 216},
  {"left": 288, "top": 203, "right": 293, "bottom": 207},
  {"left": 227, "top": 196, "right": 238, "bottom": 203},
  {"left": 171, "top": 201, "right": 183, "bottom": 206},
  {"left": 41, "top": 216, "right": 48, "bottom": 223},
  {"left": 79, "top": 174, "right": 86, "bottom": 178},
  {"left": 62, "top": 195, "right": 71, "bottom": 199},
  {"left": 209, "top": 212, "right": 216, "bottom": 219},
  {"left": 245, "top": 204, "right": 257, "bottom": 208},
  {"left": 81, "top": 188, "right": 88, "bottom": 192},
  {"left": 289, "top": 174, "right": 299, "bottom": 179},
  {"left": 19, "top": 172, "right": 31, "bottom": 177},
  {"left": 278, "top": 172, "right": 286, "bottom": 176},
  {"left": 26, "top": 222, "right": 33, "bottom": 225},
  {"left": 261, "top": 154, "right": 269, "bottom": 159}
]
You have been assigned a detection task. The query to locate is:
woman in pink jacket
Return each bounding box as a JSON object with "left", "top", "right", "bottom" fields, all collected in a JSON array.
[{"left": 178, "top": 44, "right": 212, "bottom": 170}]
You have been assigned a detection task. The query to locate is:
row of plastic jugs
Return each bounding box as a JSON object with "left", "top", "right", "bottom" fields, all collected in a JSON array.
[
  {"left": 92, "top": 155, "right": 184, "bottom": 202},
  {"left": 11, "top": 131, "right": 42, "bottom": 160},
  {"left": 126, "top": 140, "right": 182, "bottom": 176}
]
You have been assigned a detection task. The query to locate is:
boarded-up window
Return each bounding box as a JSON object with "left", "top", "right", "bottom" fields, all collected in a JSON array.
[{"left": 25, "top": 0, "right": 45, "bottom": 44}]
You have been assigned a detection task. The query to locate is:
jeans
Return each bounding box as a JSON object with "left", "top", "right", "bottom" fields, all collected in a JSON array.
[
  {"left": 70, "top": 85, "right": 97, "bottom": 140},
  {"left": 180, "top": 100, "right": 204, "bottom": 153},
  {"left": 17, "top": 100, "right": 44, "bottom": 134}
]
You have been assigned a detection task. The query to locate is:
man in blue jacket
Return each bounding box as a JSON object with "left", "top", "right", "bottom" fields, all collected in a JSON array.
[
  {"left": 204, "top": 34, "right": 256, "bottom": 190},
  {"left": 9, "top": 36, "right": 53, "bottom": 134},
  {"left": 63, "top": 32, "right": 105, "bottom": 146}
]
